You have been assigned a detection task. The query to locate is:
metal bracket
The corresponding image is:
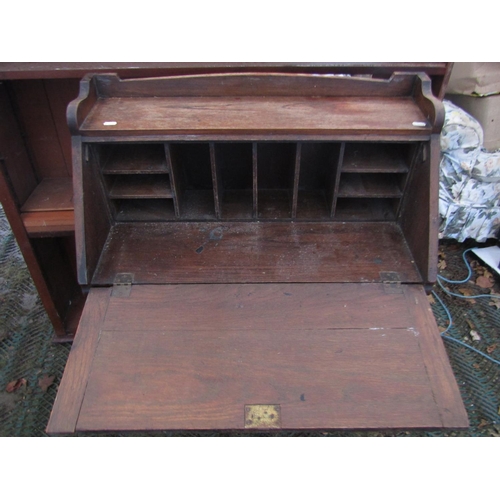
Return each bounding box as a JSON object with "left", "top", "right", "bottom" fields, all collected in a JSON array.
[
  {"left": 380, "top": 271, "right": 403, "bottom": 294},
  {"left": 112, "top": 273, "right": 133, "bottom": 298}
]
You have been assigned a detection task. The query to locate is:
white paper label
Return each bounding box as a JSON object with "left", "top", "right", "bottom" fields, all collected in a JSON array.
[
  {"left": 412, "top": 121, "right": 427, "bottom": 127},
  {"left": 103, "top": 121, "right": 117, "bottom": 126}
]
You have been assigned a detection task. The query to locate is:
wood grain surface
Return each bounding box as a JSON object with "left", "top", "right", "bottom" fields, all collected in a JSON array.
[
  {"left": 46, "top": 282, "right": 467, "bottom": 432},
  {"left": 80, "top": 96, "right": 430, "bottom": 137},
  {"left": 92, "top": 221, "right": 421, "bottom": 285},
  {"left": 46, "top": 287, "right": 111, "bottom": 434}
]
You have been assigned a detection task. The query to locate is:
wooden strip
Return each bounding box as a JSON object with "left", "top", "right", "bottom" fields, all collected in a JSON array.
[
  {"left": 103, "top": 283, "right": 414, "bottom": 332},
  {"left": 72, "top": 137, "right": 87, "bottom": 284},
  {"left": 0, "top": 63, "right": 451, "bottom": 81},
  {"left": 92, "top": 72, "right": 417, "bottom": 98},
  {"left": 92, "top": 221, "right": 422, "bottom": 285},
  {"left": 330, "top": 142, "right": 345, "bottom": 217},
  {"left": 46, "top": 287, "right": 112, "bottom": 434},
  {"left": 165, "top": 143, "right": 181, "bottom": 218},
  {"left": 81, "top": 96, "right": 430, "bottom": 137},
  {"left": 76, "top": 327, "right": 442, "bottom": 431},
  {"left": 108, "top": 175, "right": 172, "bottom": 199},
  {"left": 252, "top": 143, "right": 258, "bottom": 218},
  {"left": 82, "top": 133, "right": 430, "bottom": 143},
  {"left": 22, "top": 210, "right": 74, "bottom": 236},
  {"left": 210, "top": 143, "right": 221, "bottom": 219},
  {"left": 403, "top": 286, "right": 469, "bottom": 428},
  {"left": 291, "top": 143, "right": 301, "bottom": 219}
]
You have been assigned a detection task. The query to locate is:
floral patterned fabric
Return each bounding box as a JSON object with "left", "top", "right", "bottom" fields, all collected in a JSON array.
[{"left": 439, "top": 100, "right": 500, "bottom": 242}]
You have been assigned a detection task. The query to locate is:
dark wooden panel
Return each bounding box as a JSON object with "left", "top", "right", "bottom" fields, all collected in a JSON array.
[
  {"left": 30, "top": 237, "right": 83, "bottom": 323},
  {"left": 44, "top": 79, "right": 80, "bottom": 175},
  {"left": 77, "top": 327, "right": 442, "bottom": 431},
  {"left": 46, "top": 287, "right": 112, "bottom": 434},
  {"left": 10, "top": 80, "right": 69, "bottom": 179},
  {"left": 75, "top": 139, "right": 113, "bottom": 284},
  {"left": 213, "top": 143, "right": 254, "bottom": 219},
  {"left": 399, "top": 137, "right": 439, "bottom": 285},
  {"left": 81, "top": 96, "right": 430, "bottom": 137},
  {"left": 103, "top": 283, "right": 414, "bottom": 332},
  {"left": 0, "top": 83, "right": 38, "bottom": 206},
  {"left": 92, "top": 221, "right": 421, "bottom": 285}
]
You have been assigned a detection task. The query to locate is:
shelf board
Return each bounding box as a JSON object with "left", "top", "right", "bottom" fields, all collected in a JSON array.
[
  {"left": 108, "top": 175, "right": 172, "bottom": 199},
  {"left": 21, "top": 178, "right": 73, "bottom": 212},
  {"left": 22, "top": 210, "right": 75, "bottom": 236},
  {"left": 102, "top": 144, "right": 168, "bottom": 174},
  {"left": 338, "top": 174, "right": 402, "bottom": 198},
  {"left": 342, "top": 144, "right": 410, "bottom": 173},
  {"left": 82, "top": 96, "right": 431, "bottom": 137},
  {"left": 92, "top": 221, "right": 421, "bottom": 285}
]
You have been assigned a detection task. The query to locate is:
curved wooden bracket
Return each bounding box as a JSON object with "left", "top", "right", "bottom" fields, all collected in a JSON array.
[{"left": 413, "top": 73, "right": 445, "bottom": 133}]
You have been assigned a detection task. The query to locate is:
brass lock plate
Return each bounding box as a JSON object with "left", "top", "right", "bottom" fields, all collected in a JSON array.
[{"left": 244, "top": 404, "right": 281, "bottom": 429}]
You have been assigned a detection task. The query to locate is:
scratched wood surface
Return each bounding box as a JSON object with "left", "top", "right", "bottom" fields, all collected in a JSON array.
[
  {"left": 92, "top": 221, "right": 421, "bottom": 285},
  {"left": 81, "top": 96, "right": 430, "bottom": 137},
  {"left": 46, "top": 283, "right": 468, "bottom": 432}
]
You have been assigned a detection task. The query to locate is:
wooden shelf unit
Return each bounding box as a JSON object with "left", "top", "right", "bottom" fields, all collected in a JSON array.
[
  {"left": 0, "top": 63, "right": 456, "bottom": 339},
  {"left": 86, "top": 139, "right": 420, "bottom": 225}
]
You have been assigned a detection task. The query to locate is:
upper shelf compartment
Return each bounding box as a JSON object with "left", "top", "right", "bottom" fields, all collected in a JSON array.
[{"left": 68, "top": 72, "right": 444, "bottom": 140}]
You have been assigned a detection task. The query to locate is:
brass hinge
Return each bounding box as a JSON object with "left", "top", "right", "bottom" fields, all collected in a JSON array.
[
  {"left": 112, "top": 273, "right": 133, "bottom": 298},
  {"left": 245, "top": 404, "right": 282, "bottom": 429},
  {"left": 380, "top": 271, "right": 403, "bottom": 294}
]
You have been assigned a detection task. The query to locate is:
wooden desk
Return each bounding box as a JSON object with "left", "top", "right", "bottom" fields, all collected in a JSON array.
[{"left": 0, "top": 63, "right": 469, "bottom": 433}]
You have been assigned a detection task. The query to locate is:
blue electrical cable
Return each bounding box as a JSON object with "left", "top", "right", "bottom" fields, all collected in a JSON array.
[
  {"left": 437, "top": 248, "right": 500, "bottom": 299},
  {"left": 432, "top": 290, "right": 500, "bottom": 366},
  {"left": 432, "top": 248, "right": 500, "bottom": 366}
]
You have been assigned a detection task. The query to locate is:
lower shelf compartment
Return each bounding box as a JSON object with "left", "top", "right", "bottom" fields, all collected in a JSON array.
[
  {"left": 92, "top": 221, "right": 422, "bottom": 285},
  {"left": 334, "top": 198, "right": 398, "bottom": 221},
  {"left": 113, "top": 199, "right": 175, "bottom": 222},
  {"left": 47, "top": 283, "right": 468, "bottom": 433}
]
